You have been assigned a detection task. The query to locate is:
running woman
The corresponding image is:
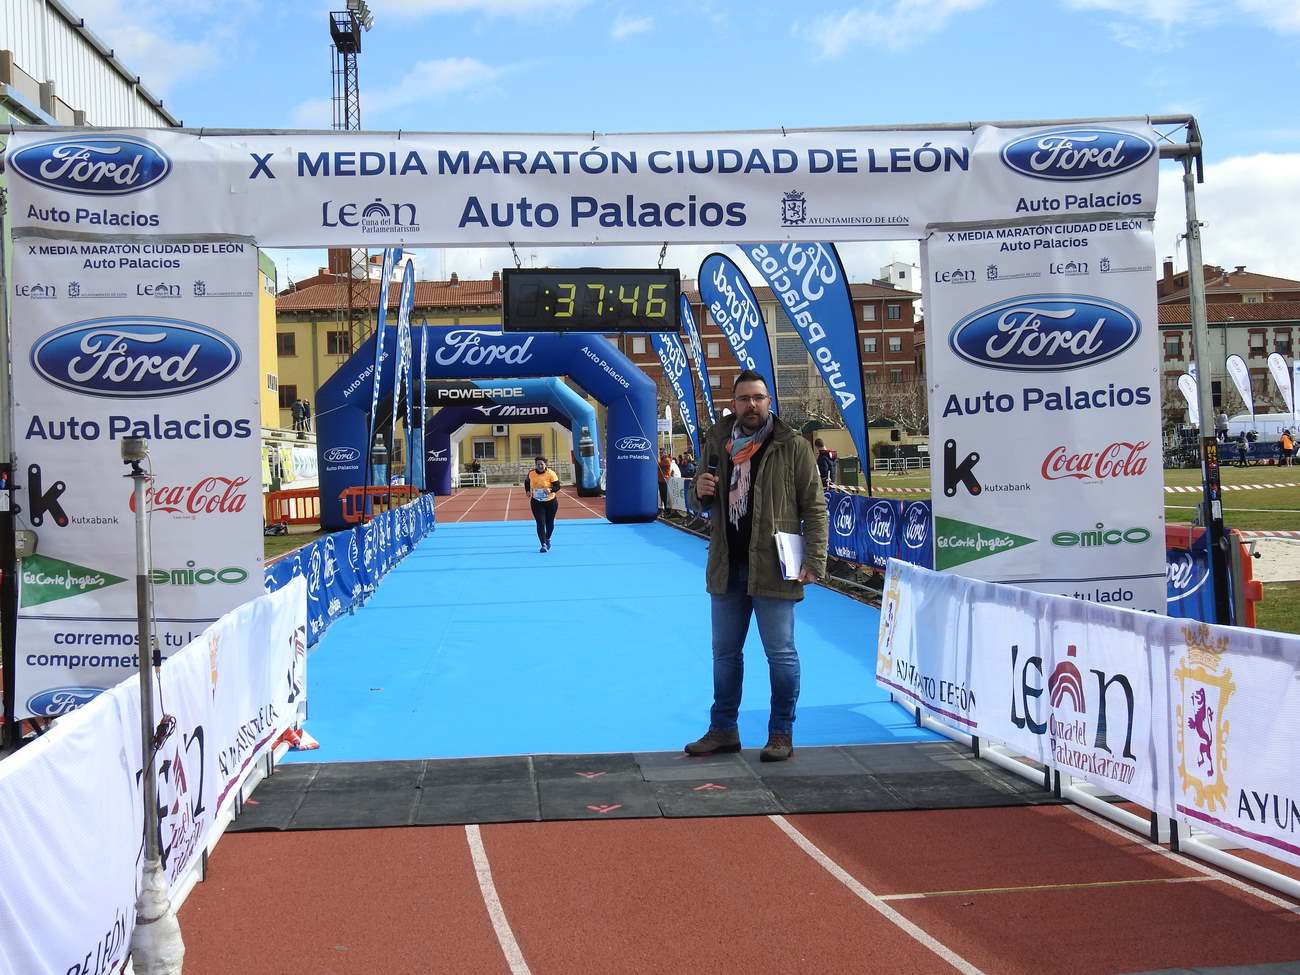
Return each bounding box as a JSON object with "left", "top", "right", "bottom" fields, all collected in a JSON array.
[{"left": 524, "top": 455, "right": 561, "bottom": 553}]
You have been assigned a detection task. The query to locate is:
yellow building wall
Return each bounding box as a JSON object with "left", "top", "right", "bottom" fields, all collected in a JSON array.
[{"left": 257, "top": 252, "right": 280, "bottom": 429}]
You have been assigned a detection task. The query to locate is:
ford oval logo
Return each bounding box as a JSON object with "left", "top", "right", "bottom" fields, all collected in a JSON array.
[
  {"left": 902, "top": 504, "right": 930, "bottom": 550},
  {"left": 949, "top": 295, "right": 1138, "bottom": 372},
  {"left": 616, "top": 436, "right": 652, "bottom": 452},
  {"left": 11, "top": 136, "right": 171, "bottom": 195},
  {"left": 32, "top": 317, "right": 240, "bottom": 397},
  {"left": 1167, "top": 551, "right": 1210, "bottom": 601},
  {"left": 325, "top": 446, "right": 361, "bottom": 464},
  {"left": 867, "top": 500, "right": 895, "bottom": 546},
  {"left": 833, "top": 496, "right": 856, "bottom": 538},
  {"left": 1001, "top": 128, "right": 1154, "bottom": 182},
  {"left": 27, "top": 686, "right": 102, "bottom": 717}
]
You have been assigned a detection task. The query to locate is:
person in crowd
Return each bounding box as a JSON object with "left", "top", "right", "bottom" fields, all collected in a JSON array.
[
  {"left": 686, "top": 370, "right": 828, "bottom": 763},
  {"left": 1281, "top": 430, "right": 1293, "bottom": 467},
  {"left": 814, "top": 438, "right": 836, "bottom": 489},
  {"left": 302, "top": 399, "right": 312, "bottom": 432},
  {"left": 682, "top": 454, "right": 698, "bottom": 478},
  {"left": 1236, "top": 435, "right": 1249, "bottom": 468},
  {"left": 290, "top": 398, "right": 305, "bottom": 432},
  {"left": 467, "top": 458, "right": 482, "bottom": 475},
  {"left": 1216, "top": 411, "right": 1229, "bottom": 442},
  {"left": 658, "top": 449, "right": 673, "bottom": 509},
  {"left": 523, "top": 455, "right": 560, "bottom": 553}
]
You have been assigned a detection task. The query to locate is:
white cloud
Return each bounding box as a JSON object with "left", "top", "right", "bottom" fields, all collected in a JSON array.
[
  {"left": 1155, "top": 153, "right": 1300, "bottom": 281},
  {"left": 1061, "top": 0, "right": 1300, "bottom": 44},
  {"left": 61, "top": 0, "right": 226, "bottom": 94},
  {"left": 803, "top": 0, "right": 992, "bottom": 59},
  {"left": 1236, "top": 0, "right": 1300, "bottom": 31},
  {"left": 373, "top": 0, "right": 590, "bottom": 16},
  {"left": 612, "top": 14, "right": 654, "bottom": 40},
  {"left": 289, "top": 57, "right": 505, "bottom": 127}
]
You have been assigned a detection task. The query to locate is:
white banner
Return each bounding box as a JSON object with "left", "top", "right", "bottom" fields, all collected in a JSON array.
[
  {"left": 1267, "top": 352, "right": 1292, "bottom": 416},
  {"left": 1178, "top": 373, "right": 1201, "bottom": 427},
  {"left": 1225, "top": 354, "right": 1253, "bottom": 417},
  {"left": 879, "top": 560, "right": 1300, "bottom": 869},
  {"left": 921, "top": 219, "right": 1165, "bottom": 612},
  {"left": 5, "top": 123, "right": 1158, "bottom": 245},
  {"left": 0, "top": 579, "right": 305, "bottom": 975},
  {"left": 10, "top": 235, "right": 262, "bottom": 719}
]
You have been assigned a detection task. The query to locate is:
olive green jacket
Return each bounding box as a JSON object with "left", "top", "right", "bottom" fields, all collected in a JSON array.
[{"left": 689, "top": 416, "right": 829, "bottom": 600}]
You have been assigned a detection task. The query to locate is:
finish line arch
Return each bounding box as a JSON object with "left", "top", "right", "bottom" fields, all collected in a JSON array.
[{"left": 316, "top": 328, "right": 654, "bottom": 529}]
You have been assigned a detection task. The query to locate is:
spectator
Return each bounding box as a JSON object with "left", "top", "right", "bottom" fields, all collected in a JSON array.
[
  {"left": 1215, "top": 411, "right": 1229, "bottom": 442},
  {"left": 290, "top": 398, "right": 305, "bottom": 432},
  {"left": 814, "top": 438, "right": 836, "bottom": 488},
  {"left": 1281, "top": 430, "right": 1293, "bottom": 467},
  {"left": 658, "top": 449, "right": 673, "bottom": 509},
  {"left": 682, "top": 454, "right": 698, "bottom": 478},
  {"left": 302, "top": 399, "right": 312, "bottom": 432}
]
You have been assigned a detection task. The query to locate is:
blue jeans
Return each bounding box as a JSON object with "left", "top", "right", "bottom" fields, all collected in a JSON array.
[{"left": 709, "top": 565, "right": 800, "bottom": 735}]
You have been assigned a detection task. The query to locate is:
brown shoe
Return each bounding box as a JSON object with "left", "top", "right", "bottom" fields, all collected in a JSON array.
[
  {"left": 760, "top": 734, "right": 793, "bottom": 762},
  {"left": 684, "top": 728, "right": 741, "bottom": 756}
]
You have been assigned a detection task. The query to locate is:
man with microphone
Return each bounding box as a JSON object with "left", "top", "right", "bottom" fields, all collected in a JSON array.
[{"left": 685, "top": 370, "right": 828, "bottom": 762}]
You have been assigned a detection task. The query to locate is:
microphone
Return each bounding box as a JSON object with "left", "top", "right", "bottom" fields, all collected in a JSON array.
[{"left": 706, "top": 454, "right": 719, "bottom": 477}]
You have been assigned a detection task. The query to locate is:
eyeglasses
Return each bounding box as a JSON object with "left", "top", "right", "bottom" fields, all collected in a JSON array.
[{"left": 734, "top": 394, "right": 770, "bottom": 406}]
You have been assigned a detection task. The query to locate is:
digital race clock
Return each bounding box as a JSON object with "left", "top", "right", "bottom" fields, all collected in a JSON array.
[{"left": 502, "top": 268, "right": 681, "bottom": 333}]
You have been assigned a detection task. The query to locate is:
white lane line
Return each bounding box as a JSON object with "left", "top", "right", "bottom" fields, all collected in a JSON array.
[
  {"left": 453, "top": 486, "right": 492, "bottom": 523},
  {"left": 504, "top": 485, "right": 512, "bottom": 522},
  {"left": 878, "top": 875, "right": 1214, "bottom": 901},
  {"left": 465, "top": 824, "right": 533, "bottom": 975},
  {"left": 769, "top": 815, "right": 985, "bottom": 975},
  {"left": 567, "top": 491, "right": 604, "bottom": 518},
  {"left": 1063, "top": 804, "right": 1300, "bottom": 915}
]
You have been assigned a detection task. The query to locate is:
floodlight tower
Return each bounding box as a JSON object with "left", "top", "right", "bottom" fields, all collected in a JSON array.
[{"left": 329, "top": 0, "right": 374, "bottom": 362}]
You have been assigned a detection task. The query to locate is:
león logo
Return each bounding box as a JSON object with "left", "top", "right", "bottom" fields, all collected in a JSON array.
[
  {"left": 781, "top": 191, "right": 807, "bottom": 226},
  {"left": 1048, "top": 645, "right": 1086, "bottom": 712},
  {"left": 1173, "top": 624, "right": 1235, "bottom": 814},
  {"left": 943, "top": 439, "right": 981, "bottom": 497}
]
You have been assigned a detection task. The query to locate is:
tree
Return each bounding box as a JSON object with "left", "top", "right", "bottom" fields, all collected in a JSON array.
[{"left": 870, "top": 379, "right": 929, "bottom": 435}]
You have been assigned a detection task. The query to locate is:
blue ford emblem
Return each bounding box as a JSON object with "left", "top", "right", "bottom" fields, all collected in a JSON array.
[
  {"left": 867, "top": 501, "right": 895, "bottom": 546},
  {"left": 32, "top": 317, "right": 240, "bottom": 397},
  {"left": 616, "top": 436, "right": 652, "bottom": 452},
  {"left": 1001, "top": 128, "right": 1154, "bottom": 182},
  {"left": 833, "top": 496, "right": 855, "bottom": 537},
  {"left": 325, "top": 446, "right": 361, "bottom": 464},
  {"left": 11, "top": 136, "right": 171, "bottom": 195},
  {"left": 902, "top": 504, "right": 929, "bottom": 550},
  {"left": 1167, "top": 551, "right": 1209, "bottom": 601},
  {"left": 949, "top": 295, "right": 1138, "bottom": 372},
  {"left": 27, "top": 686, "right": 102, "bottom": 717}
]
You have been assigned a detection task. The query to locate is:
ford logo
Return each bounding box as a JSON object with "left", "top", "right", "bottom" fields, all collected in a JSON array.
[
  {"left": 1167, "top": 551, "right": 1210, "bottom": 601},
  {"left": 949, "top": 295, "right": 1138, "bottom": 372},
  {"left": 616, "top": 436, "right": 652, "bottom": 452},
  {"left": 27, "top": 686, "right": 102, "bottom": 717},
  {"left": 902, "top": 504, "right": 929, "bottom": 550},
  {"left": 32, "top": 317, "right": 240, "bottom": 397},
  {"left": 867, "top": 500, "right": 895, "bottom": 546},
  {"left": 833, "top": 496, "right": 855, "bottom": 537},
  {"left": 1001, "top": 128, "right": 1154, "bottom": 182},
  {"left": 325, "top": 446, "right": 361, "bottom": 464},
  {"left": 11, "top": 136, "right": 171, "bottom": 195}
]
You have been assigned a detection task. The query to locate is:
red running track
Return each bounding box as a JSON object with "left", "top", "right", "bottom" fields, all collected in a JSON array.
[{"left": 435, "top": 485, "right": 608, "bottom": 523}]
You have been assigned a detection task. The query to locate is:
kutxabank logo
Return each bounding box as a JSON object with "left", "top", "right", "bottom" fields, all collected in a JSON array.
[
  {"left": 1001, "top": 128, "right": 1155, "bottom": 182},
  {"left": 934, "top": 516, "right": 1035, "bottom": 570},
  {"left": 948, "top": 295, "right": 1139, "bottom": 372},
  {"left": 20, "top": 553, "right": 126, "bottom": 608},
  {"left": 11, "top": 136, "right": 171, "bottom": 195},
  {"left": 32, "top": 317, "right": 240, "bottom": 397},
  {"left": 1173, "top": 624, "right": 1235, "bottom": 814}
]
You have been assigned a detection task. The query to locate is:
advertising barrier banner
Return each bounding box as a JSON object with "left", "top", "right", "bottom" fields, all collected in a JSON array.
[
  {"left": 10, "top": 235, "right": 262, "bottom": 720},
  {"left": 0, "top": 579, "right": 305, "bottom": 975},
  {"left": 698, "top": 253, "right": 780, "bottom": 414},
  {"left": 4, "top": 124, "right": 1159, "bottom": 245},
  {"left": 680, "top": 293, "right": 716, "bottom": 424},
  {"left": 922, "top": 219, "right": 1166, "bottom": 612},
  {"left": 879, "top": 560, "right": 1300, "bottom": 869}
]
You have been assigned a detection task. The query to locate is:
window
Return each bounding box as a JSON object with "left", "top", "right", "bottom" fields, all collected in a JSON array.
[
  {"left": 519, "top": 435, "right": 543, "bottom": 459},
  {"left": 473, "top": 439, "right": 496, "bottom": 461},
  {"left": 862, "top": 305, "right": 876, "bottom": 321},
  {"left": 1250, "top": 332, "right": 1267, "bottom": 356},
  {"left": 278, "top": 384, "right": 298, "bottom": 410},
  {"left": 1211, "top": 380, "right": 1222, "bottom": 410},
  {"left": 631, "top": 336, "right": 647, "bottom": 354},
  {"left": 890, "top": 369, "right": 903, "bottom": 384},
  {"left": 707, "top": 341, "right": 720, "bottom": 359},
  {"left": 888, "top": 336, "right": 903, "bottom": 354},
  {"left": 1245, "top": 296, "right": 1262, "bottom": 304},
  {"left": 327, "top": 330, "right": 352, "bottom": 355},
  {"left": 1164, "top": 336, "right": 1182, "bottom": 359},
  {"left": 776, "top": 336, "right": 806, "bottom": 365},
  {"left": 887, "top": 304, "right": 901, "bottom": 321},
  {"left": 865, "top": 371, "right": 878, "bottom": 384},
  {"left": 1276, "top": 332, "right": 1293, "bottom": 356},
  {"left": 276, "top": 332, "right": 296, "bottom": 356},
  {"left": 863, "top": 336, "right": 878, "bottom": 354},
  {"left": 267, "top": 373, "right": 278, "bottom": 392},
  {"left": 897, "top": 271, "right": 905, "bottom": 280},
  {"left": 709, "top": 374, "right": 720, "bottom": 389}
]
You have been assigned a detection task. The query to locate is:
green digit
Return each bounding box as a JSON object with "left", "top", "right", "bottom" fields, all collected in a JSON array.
[
  {"left": 586, "top": 283, "right": 606, "bottom": 315},
  {"left": 555, "top": 283, "right": 576, "bottom": 318},
  {"left": 646, "top": 284, "right": 667, "bottom": 317}
]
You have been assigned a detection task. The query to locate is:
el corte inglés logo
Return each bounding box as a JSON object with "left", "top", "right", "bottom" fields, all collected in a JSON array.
[{"left": 934, "top": 516, "right": 1035, "bottom": 570}]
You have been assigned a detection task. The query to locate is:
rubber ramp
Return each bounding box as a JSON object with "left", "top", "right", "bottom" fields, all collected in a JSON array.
[{"left": 231, "top": 740, "right": 1060, "bottom": 831}]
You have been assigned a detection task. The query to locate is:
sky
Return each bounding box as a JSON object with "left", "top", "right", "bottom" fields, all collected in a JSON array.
[{"left": 67, "top": 0, "right": 1300, "bottom": 291}]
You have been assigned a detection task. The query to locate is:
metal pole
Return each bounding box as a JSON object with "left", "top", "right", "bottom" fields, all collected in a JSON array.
[
  {"left": 1182, "top": 158, "right": 1234, "bottom": 625},
  {"left": 125, "top": 440, "right": 185, "bottom": 973},
  {"left": 0, "top": 188, "right": 16, "bottom": 748}
]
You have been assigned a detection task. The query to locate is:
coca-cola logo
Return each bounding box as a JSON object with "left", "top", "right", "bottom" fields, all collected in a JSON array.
[
  {"left": 131, "top": 475, "right": 250, "bottom": 515},
  {"left": 1041, "top": 441, "right": 1149, "bottom": 482}
]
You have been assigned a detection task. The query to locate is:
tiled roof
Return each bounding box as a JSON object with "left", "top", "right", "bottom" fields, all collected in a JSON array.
[
  {"left": 277, "top": 277, "right": 505, "bottom": 313},
  {"left": 1159, "top": 269, "right": 1300, "bottom": 303},
  {"left": 683, "top": 283, "right": 919, "bottom": 303},
  {"left": 1158, "top": 302, "right": 1300, "bottom": 325}
]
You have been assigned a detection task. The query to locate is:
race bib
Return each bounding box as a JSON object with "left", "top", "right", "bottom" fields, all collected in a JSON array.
[{"left": 533, "top": 487, "right": 550, "bottom": 502}]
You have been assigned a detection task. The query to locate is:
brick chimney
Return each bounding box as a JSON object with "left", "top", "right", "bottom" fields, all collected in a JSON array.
[
  {"left": 1234, "top": 265, "right": 1246, "bottom": 275},
  {"left": 450, "top": 272, "right": 459, "bottom": 287},
  {"left": 491, "top": 270, "right": 501, "bottom": 291},
  {"left": 327, "top": 248, "right": 351, "bottom": 275}
]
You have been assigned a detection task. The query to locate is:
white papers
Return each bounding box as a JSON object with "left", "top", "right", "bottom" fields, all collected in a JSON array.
[{"left": 774, "top": 532, "right": 805, "bottom": 581}]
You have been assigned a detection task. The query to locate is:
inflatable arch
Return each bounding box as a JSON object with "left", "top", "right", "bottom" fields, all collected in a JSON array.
[
  {"left": 425, "top": 378, "right": 602, "bottom": 496},
  {"left": 315, "top": 328, "right": 656, "bottom": 529}
]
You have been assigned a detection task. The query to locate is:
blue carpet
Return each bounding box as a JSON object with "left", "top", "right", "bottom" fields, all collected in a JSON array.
[{"left": 288, "top": 519, "right": 937, "bottom": 762}]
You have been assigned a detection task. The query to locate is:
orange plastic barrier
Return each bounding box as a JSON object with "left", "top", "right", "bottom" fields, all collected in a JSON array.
[
  {"left": 264, "top": 488, "right": 322, "bottom": 527},
  {"left": 1165, "top": 524, "right": 1263, "bottom": 628},
  {"left": 339, "top": 485, "right": 420, "bottom": 524}
]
